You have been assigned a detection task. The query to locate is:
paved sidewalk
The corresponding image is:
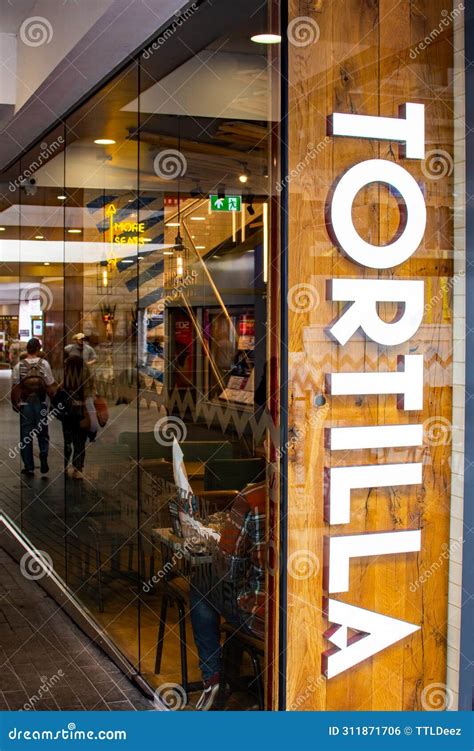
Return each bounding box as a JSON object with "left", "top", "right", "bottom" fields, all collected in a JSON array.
[{"left": 0, "top": 549, "right": 153, "bottom": 711}]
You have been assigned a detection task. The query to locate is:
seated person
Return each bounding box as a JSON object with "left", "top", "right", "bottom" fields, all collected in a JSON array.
[{"left": 189, "top": 481, "right": 265, "bottom": 711}]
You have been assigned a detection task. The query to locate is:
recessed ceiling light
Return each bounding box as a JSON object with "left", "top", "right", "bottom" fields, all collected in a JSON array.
[
  {"left": 190, "top": 216, "right": 206, "bottom": 221},
  {"left": 163, "top": 250, "right": 173, "bottom": 255},
  {"left": 57, "top": 195, "right": 66, "bottom": 200},
  {"left": 239, "top": 174, "right": 248, "bottom": 184},
  {"left": 68, "top": 229, "right": 82, "bottom": 234},
  {"left": 94, "top": 138, "right": 116, "bottom": 145},
  {"left": 44, "top": 262, "right": 50, "bottom": 266},
  {"left": 251, "top": 33, "right": 282, "bottom": 44},
  {"left": 142, "top": 238, "right": 152, "bottom": 243},
  {"left": 35, "top": 235, "right": 44, "bottom": 240},
  {"left": 0, "top": 227, "right": 5, "bottom": 231},
  {"left": 196, "top": 245, "right": 206, "bottom": 250},
  {"left": 137, "top": 256, "right": 144, "bottom": 260},
  {"left": 121, "top": 259, "right": 134, "bottom": 264},
  {"left": 166, "top": 222, "right": 180, "bottom": 227}
]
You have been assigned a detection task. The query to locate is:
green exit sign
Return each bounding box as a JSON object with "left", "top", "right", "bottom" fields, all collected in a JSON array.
[{"left": 210, "top": 195, "right": 242, "bottom": 212}]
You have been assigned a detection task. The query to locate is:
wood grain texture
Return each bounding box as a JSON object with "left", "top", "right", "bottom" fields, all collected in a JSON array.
[{"left": 286, "top": 0, "right": 454, "bottom": 710}]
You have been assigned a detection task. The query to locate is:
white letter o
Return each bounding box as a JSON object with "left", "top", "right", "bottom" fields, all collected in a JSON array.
[{"left": 330, "top": 159, "right": 426, "bottom": 269}]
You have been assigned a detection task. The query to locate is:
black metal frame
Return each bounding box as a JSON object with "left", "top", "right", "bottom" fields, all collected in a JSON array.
[{"left": 278, "top": 0, "right": 289, "bottom": 713}]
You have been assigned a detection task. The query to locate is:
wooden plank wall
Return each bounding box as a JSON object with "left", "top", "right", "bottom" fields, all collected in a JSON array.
[{"left": 286, "top": 0, "right": 455, "bottom": 710}]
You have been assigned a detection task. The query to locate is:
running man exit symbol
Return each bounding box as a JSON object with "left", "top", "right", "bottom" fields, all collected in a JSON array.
[{"left": 210, "top": 195, "right": 242, "bottom": 212}]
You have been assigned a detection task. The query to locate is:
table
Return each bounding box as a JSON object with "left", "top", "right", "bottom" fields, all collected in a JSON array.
[{"left": 151, "top": 527, "right": 213, "bottom": 571}]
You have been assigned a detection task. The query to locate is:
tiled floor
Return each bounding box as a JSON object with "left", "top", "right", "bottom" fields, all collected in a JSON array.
[{"left": 0, "top": 549, "right": 153, "bottom": 711}]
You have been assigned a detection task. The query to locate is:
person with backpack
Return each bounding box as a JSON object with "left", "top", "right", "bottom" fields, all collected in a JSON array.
[
  {"left": 53, "top": 355, "right": 98, "bottom": 480},
  {"left": 11, "top": 338, "right": 57, "bottom": 477}
]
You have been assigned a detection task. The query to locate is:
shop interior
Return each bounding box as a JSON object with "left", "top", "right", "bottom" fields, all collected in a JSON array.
[{"left": 0, "top": 0, "right": 279, "bottom": 709}]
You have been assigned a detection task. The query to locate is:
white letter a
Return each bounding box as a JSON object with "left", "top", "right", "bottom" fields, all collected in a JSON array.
[{"left": 323, "top": 599, "right": 419, "bottom": 679}]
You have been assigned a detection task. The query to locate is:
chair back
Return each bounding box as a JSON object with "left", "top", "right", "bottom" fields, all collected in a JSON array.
[{"left": 204, "top": 458, "right": 265, "bottom": 492}]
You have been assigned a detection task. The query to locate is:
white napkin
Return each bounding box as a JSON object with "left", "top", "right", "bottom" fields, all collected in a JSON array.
[{"left": 172, "top": 437, "right": 192, "bottom": 496}]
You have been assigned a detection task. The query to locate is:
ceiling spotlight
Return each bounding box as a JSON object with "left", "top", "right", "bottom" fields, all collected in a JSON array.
[
  {"left": 68, "top": 229, "right": 82, "bottom": 234},
  {"left": 57, "top": 195, "right": 66, "bottom": 201},
  {"left": 143, "top": 237, "right": 152, "bottom": 243},
  {"left": 163, "top": 250, "right": 174, "bottom": 255},
  {"left": 44, "top": 262, "right": 50, "bottom": 266},
  {"left": 195, "top": 245, "right": 206, "bottom": 250},
  {"left": 246, "top": 195, "right": 255, "bottom": 216},
  {"left": 239, "top": 162, "right": 249, "bottom": 184},
  {"left": 190, "top": 216, "right": 206, "bottom": 221},
  {"left": 94, "top": 138, "right": 116, "bottom": 145},
  {"left": 0, "top": 227, "right": 5, "bottom": 231},
  {"left": 166, "top": 222, "right": 180, "bottom": 227},
  {"left": 35, "top": 235, "right": 44, "bottom": 240},
  {"left": 251, "top": 33, "right": 282, "bottom": 44}
]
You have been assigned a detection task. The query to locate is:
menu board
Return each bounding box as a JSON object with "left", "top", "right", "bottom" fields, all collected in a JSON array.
[
  {"left": 237, "top": 314, "right": 255, "bottom": 351},
  {"left": 219, "top": 369, "right": 254, "bottom": 405}
]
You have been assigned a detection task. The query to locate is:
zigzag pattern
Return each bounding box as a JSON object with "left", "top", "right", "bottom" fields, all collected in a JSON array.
[
  {"left": 289, "top": 348, "right": 453, "bottom": 394},
  {"left": 97, "top": 374, "right": 278, "bottom": 443}
]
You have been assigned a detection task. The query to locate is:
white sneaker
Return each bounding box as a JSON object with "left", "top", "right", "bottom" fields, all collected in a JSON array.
[{"left": 195, "top": 677, "right": 220, "bottom": 711}]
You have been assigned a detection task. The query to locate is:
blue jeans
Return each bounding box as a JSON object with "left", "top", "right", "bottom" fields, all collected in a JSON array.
[
  {"left": 189, "top": 580, "right": 240, "bottom": 681},
  {"left": 20, "top": 400, "right": 49, "bottom": 471}
]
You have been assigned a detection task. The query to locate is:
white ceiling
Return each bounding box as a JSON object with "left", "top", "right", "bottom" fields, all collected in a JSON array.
[{"left": 123, "top": 50, "right": 273, "bottom": 122}]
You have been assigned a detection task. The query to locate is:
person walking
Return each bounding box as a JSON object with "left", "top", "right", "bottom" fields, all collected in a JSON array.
[
  {"left": 11, "top": 338, "right": 57, "bottom": 476},
  {"left": 55, "top": 355, "right": 98, "bottom": 480},
  {"left": 64, "top": 333, "right": 97, "bottom": 366}
]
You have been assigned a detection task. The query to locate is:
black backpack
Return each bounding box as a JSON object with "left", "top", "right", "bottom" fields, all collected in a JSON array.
[
  {"left": 52, "top": 387, "right": 84, "bottom": 421},
  {"left": 19, "top": 360, "right": 47, "bottom": 402}
]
